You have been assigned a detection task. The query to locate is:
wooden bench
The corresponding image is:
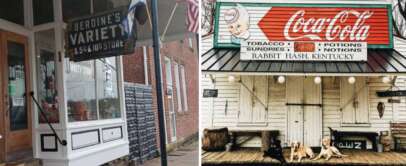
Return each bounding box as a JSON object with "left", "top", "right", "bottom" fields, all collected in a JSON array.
[
  {"left": 329, "top": 127, "right": 379, "bottom": 152},
  {"left": 229, "top": 130, "right": 279, "bottom": 149},
  {"left": 390, "top": 122, "right": 406, "bottom": 151}
]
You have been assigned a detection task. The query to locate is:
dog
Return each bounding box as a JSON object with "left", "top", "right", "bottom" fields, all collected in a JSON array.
[
  {"left": 263, "top": 139, "right": 286, "bottom": 164},
  {"left": 290, "top": 141, "right": 314, "bottom": 162},
  {"left": 313, "top": 137, "right": 347, "bottom": 161}
]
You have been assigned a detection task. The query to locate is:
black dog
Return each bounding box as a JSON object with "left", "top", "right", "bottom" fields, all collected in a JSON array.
[{"left": 263, "top": 139, "right": 286, "bottom": 164}]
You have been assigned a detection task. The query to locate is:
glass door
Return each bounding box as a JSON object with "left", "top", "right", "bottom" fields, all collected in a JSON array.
[{"left": 0, "top": 31, "right": 32, "bottom": 162}]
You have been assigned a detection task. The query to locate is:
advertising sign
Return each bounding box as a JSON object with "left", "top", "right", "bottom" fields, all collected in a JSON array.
[
  {"left": 214, "top": 3, "right": 393, "bottom": 61},
  {"left": 241, "top": 41, "right": 367, "bottom": 61},
  {"left": 66, "top": 8, "right": 135, "bottom": 62}
]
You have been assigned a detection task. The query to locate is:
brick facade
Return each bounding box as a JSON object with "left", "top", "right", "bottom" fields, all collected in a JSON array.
[{"left": 123, "top": 35, "right": 199, "bottom": 149}]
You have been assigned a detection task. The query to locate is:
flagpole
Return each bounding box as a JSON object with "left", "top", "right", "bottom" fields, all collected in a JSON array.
[{"left": 150, "top": 0, "right": 168, "bottom": 166}]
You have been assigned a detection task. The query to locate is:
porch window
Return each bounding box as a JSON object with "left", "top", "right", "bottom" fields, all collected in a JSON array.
[
  {"left": 33, "top": 0, "right": 54, "bottom": 25},
  {"left": 93, "top": 0, "right": 129, "bottom": 14},
  {"left": 0, "top": 0, "right": 24, "bottom": 25},
  {"left": 340, "top": 77, "right": 369, "bottom": 125},
  {"left": 66, "top": 57, "right": 121, "bottom": 122},
  {"left": 62, "top": 0, "right": 91, "bottom": 22}
]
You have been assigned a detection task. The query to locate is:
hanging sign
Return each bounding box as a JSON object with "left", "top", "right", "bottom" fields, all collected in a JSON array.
[
  {"left": 66, "top": 8, "right": 135, "bottom": 62},
  {"left": 336, "top": 140, "right": 367, "bottom": 150},
  {"left": 203, "top": 89, "right": 218, "bottom": 98},
  {"left": 377, "top": 90, "right": 406, "bottom": 97},
  {"left": 214, "top": 3, "right": 393, "bottom": 56}
]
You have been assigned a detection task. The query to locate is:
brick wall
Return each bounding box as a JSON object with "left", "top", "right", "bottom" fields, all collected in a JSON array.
[
  {"left": 123, "top": 47, "right": 146, "bottom": 84},
  {"left": 123, "top": 35, "right": 199, "bottom": 150}
]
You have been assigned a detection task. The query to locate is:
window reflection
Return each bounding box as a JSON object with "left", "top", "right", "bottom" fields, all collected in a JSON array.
[
  {"left": 8, "top": 41, "right": 28, "bottom": 130},
  {"left": 33, "top": 0, "right": 54, "bottom": 25},
  {"left": 66, "top": 60, "right": 97, "bottom": 122},
  {"left": 36, "top": 50, "right": 59, "bottom": 123},
  {"left": 66, "top": 58, "right": 121, "bottom": 122},
  {"left": 35, "top": 30, "right": 60, "bottom": 124},
  {"left": 97, "top": 58, "right": 120, "bottom": 119},
  {"left": 0, "top": 0, "right": 24, "bottom": 25},
  {"left": 62, "top": 0, "right": 91, "bottom": 22}
]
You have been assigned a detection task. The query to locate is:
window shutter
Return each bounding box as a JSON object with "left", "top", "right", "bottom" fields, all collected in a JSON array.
[
  {"left": 355, "top": 77, "right": 369, "bottom": 123},
  {"left": 341, "top": 78, "right": 355, "bottom": 123},
  {"left": 180, "top": 65, "right": 188, "bottom": 111},
  {"left": 238, "top": 76, "right": 253, "bottom": 123},
  {"left": 252, "top": 76, "right": 268, "bottom": 123}
]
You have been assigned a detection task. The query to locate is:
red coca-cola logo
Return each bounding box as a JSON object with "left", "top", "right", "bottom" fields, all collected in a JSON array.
[{"left": 258, "top": 7, "right": 390, "bottom": 45}]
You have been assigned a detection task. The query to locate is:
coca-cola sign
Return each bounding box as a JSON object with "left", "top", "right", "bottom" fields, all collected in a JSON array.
[{"left": 258, "top": 7, "right": 391, "bottom": 45}]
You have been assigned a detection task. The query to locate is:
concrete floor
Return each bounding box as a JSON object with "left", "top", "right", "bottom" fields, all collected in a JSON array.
[{"left": 141, "top": 141, "right": 198, "bottom": 166}]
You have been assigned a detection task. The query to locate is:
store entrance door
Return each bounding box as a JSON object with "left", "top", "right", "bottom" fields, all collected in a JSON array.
[
  {"left": 287, "top": 77, "right": 322, "bottom": 147},
  {"left": 0, "top": 31, "right": 32, "bottom": 162}
]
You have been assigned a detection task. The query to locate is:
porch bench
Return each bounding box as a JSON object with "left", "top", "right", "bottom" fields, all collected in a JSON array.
[
  {"left": 329, "top": 127, "right": 379, "bottom": 152},
  {"left": 228, "top": 130, "right": 279, "bottom": 149},
  {"left": 390, "top": 122, "right": 406, "bottom": 151}
]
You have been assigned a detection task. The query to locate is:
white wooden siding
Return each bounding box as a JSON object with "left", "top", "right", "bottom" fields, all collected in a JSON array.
[
  {"left": 201, "top": 75, "right": 406, "bottom": 148},
  {"left": 202, "top": 35, "right": 213, "bottom": 53}
]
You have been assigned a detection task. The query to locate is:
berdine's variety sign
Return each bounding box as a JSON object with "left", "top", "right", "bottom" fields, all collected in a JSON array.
[
  {"left": 66, "top": 8, "right": 135, "bottom": 61},
  {"left": 214, "top": 3, "right": 393, "bottom": 61}
]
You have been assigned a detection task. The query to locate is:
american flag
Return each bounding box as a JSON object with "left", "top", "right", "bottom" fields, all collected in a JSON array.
[{"left": 186, "top": 0, "right": 199, "bottom": 33}]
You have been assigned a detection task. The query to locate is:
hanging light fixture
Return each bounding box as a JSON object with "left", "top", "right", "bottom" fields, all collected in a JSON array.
[
  {"left": 228, "top": 75, "right": 236, "bottom": 83},
  {"left": 314, "top": 76, "right": 322, "bottom": 84},
  {"left": 382, "top": 76, "right": 391, "bottom": 84},
  {"left": 348, "top": 76, "right": 356, "bottom": 84},
  {"left": 277, "top": 76, "right": 285, "bottom": 84}
]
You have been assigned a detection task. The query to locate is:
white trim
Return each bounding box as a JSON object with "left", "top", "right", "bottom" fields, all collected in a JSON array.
[
  {"left": 180, "top": 65, "right": 189, "bottom": 111},
  {"left": 217, "top": 0, "right": 391, "bottom": 4},
  {"left": 117, "top": 56, "right": 128, "bottom": 142},
  {"left": 202, "top": 72, "right": 406, "bottom": 77},
  {"left": 0, "top": 19, "right": 30, "bottom": 36},
  {"left": 143, "top": 46, "right": 149, "bottom": 85},
  {"left": 174, "top": 62, "right": 182, "bottom": 112}
]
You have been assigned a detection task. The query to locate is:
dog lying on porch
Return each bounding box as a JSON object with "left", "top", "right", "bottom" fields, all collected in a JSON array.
[
  {"left": 263, "top": 139, "right": 286, "bottom": 164},
  {"left": 289, "top": 141, "right": 315, "bottom": 162},
  {"left": 313, "top": 137, "right": 347, "bottom": 161}
]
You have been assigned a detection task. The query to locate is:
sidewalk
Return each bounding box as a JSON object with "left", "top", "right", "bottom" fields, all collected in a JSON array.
[{"left": 141, "top": 141, "right": 198, "bottom": 166}]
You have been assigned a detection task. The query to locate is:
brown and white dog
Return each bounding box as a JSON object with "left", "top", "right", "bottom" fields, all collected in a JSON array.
[
  {"left": 313, "top": 137, "right": 347, "bottom": 161},
  {"left": 290, "top": 141, "right": 314, "bottom": 162}
]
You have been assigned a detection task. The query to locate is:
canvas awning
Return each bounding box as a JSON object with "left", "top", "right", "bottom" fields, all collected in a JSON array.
[{"left": 202, "top": 49, "right": 406, "bottom": 76}]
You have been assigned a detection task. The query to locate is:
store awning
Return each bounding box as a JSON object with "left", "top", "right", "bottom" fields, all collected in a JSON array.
[{"left": 202, "top": 49, "right": 406, "bottom": 75}]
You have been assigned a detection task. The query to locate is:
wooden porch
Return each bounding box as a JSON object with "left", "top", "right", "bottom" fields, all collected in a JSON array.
[{"left": 202, "top": 148, "right": 406, "bottom": 166}]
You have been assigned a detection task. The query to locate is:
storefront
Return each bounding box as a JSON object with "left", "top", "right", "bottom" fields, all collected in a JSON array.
[
  {"left": 0, "top": 0, "right": 130, "bottom": 165},
  {"left": 201, "top": 0, "right": 406, "bottom": 153}
]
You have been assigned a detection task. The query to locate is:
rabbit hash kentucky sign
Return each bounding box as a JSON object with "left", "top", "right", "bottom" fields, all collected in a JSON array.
[{"left": 214, "top": 3, "right": 393, "bottom": 61}]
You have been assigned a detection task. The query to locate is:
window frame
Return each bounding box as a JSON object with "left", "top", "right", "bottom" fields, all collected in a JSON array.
[
  {"left": 179, "top": 64, "right": 188, "bottom": 111},
  {"left": 174, "top": 62, "right": 183, "bottom": 112}
]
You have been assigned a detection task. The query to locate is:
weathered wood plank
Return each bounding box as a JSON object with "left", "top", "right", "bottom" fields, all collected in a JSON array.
[{"left": 202, "top": 148, "right": 406, "bottom": 165}]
